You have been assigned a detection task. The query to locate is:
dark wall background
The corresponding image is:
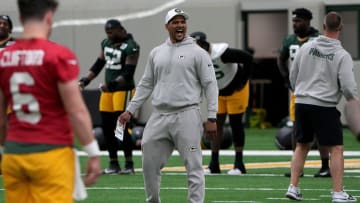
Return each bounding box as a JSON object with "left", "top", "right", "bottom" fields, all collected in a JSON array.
[
  {"left": 249, "top": 58, "right": 289, "bottom": 127},
  {"left": 82, "top": 90, "right": 102, "bottom": 127}
]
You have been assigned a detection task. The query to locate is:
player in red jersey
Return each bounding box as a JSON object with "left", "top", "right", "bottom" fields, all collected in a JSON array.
[{"left": 0, "top": 0, "right": 101, "bottom": 202}]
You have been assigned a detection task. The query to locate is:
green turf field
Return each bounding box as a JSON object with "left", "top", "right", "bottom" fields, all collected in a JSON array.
[{"left": 1, "top": 128, "right": 359, "bottom": 203}]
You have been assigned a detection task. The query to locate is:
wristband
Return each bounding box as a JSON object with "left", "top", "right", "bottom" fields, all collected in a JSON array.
[
  {"left": 79, "top": 77, "right": 90, "bottom": 87},
  {"left": 90, "top": 58, "right": 106, "bottom": 76},
  {"left": 83, "top": 140, "right": 101, "bottom": 157},
  {"left": 208, "top": 118, "right": 217, "bottom": 122}
]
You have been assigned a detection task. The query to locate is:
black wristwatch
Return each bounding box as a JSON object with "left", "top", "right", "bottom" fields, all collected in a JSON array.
[{"left": 207, "top": 118, "right": 217, "bottom": 123}]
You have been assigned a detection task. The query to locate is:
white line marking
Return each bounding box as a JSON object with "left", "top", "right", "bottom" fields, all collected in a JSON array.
[
  {"left": 162, "top": 173, "right": 360, "bottom": 178},
  {"left": 76, "top": 150, "right": 360, "bottom": 157},
  {"left": 345, "top": 169, "right": 360, "bottom": 173},
  {"left": 267, "top": 197, "right": 321, "bottom": 201},
  {"left": 62, "top": 187, "right": 360, "bottom": 193},
  {"left": 1, "top": 186, "right": 360, "bottom": 192}
]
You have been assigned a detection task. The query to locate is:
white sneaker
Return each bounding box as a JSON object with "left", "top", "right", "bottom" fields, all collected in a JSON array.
[
  {"left": 285, "top": 184, "right": 303, "bottom": 201},
  {"left": 203, "top": 168, "right": 213, "bottom": 175},
  {"left": 227, "top": 168, "right": 243, "bottom": 175},
  {"left": 332, "top": 191, "right": 357, "bottom": 202}
]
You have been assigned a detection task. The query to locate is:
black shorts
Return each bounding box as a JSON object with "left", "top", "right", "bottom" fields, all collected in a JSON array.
[{"left": 295, "top": 103, "right": 343, "bottom": 146}]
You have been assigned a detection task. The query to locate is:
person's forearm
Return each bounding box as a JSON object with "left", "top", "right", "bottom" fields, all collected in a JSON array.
[
  {"left": 277, "top": 57, "right": 289, "bottom": 79},
  {"left": 68, "top": 109, "right": 94, "bottom": 146},
  {"left": 204, "top": 81, "right": 219, "bottom": 119}
]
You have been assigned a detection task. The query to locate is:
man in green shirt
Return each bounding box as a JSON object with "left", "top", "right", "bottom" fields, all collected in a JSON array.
[
  {"left": 0, "top": 15, "right": 15, "bottom": 50},
  {"left": 79, "top": 19, "right": 140, "bottom": 175}
]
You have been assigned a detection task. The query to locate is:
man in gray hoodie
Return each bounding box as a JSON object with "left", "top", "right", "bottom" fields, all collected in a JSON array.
[
  {"left": 286, "top": 12, "right": 357, "bottom": 202},
  {"left": 118, "top": 8, "right": 218, "bottom": 203}
]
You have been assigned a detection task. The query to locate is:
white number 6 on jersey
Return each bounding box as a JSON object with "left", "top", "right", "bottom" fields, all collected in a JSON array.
[{"left": 10, "top": 72, "right": 41, "bottom": 124}]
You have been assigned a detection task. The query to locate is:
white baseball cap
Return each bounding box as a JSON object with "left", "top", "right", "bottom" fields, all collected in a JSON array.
[{"left": 165, "top": 8, "right": 189, "bottom": 24}]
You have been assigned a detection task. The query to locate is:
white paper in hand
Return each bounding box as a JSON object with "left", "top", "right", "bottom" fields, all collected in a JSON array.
[
  {"left": 73, "top": 149, "right": 88, "bottom": 200},
  {"left": 114, "top": 121, "right": 124, "bottom": 141}
]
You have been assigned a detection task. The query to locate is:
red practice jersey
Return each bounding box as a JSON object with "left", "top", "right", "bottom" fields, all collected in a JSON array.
[{"left": 0, "top": 38, "right": 79, "bottom": 145}]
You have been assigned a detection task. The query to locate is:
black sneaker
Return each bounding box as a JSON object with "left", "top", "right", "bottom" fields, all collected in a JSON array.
[
  {"left": 314, "top": 168, "right": 331, "bottom": 178},
  {"left": 119, "top": 161, "right": 135, "bottom": 175},
  {"left": 103, "top": 162, "right": 121, "bottom": 175},
  {"left": 284, "top": 171, "right": 304, "bottom": 177},
  {"left": 119, "top": 167, "right": 135, "bottom": 174},
  {"left": 235, "top": 162, "right": 247, "bottom": 174},
  {"left": 204, "top": 165, "right": 221, "bottom": 175}
]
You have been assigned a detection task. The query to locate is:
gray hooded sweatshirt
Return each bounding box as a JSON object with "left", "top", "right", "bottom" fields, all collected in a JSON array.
[
  {"left": 126, "top": 36, "right": 218, "bottom": 118},
  {"left": 290, "top": 35, "right": 358, "bottom": 107}
]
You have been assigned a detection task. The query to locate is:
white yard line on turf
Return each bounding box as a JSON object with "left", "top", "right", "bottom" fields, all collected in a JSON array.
[
  {"left": 267, "top": 197, "right": 321, "bottom": 201},
  {"left": 76, "top": 150, "right": 360, "bottom": 157},
  {"left": 1, "top": 186, "right": 359, "bottom": 192}
]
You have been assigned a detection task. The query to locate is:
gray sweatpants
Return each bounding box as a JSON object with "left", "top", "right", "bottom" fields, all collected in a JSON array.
[{"left": 141, "top": 108, "right": 204, "bottom": 203}]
